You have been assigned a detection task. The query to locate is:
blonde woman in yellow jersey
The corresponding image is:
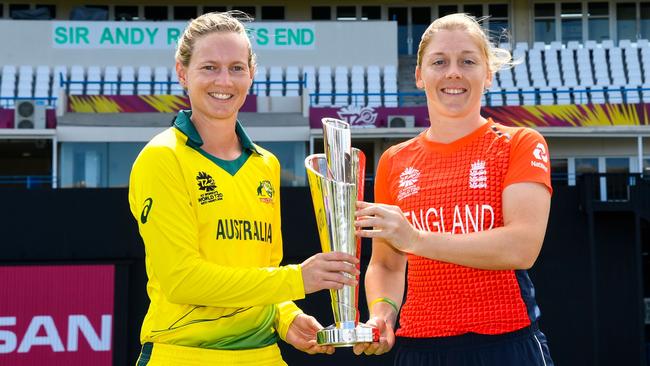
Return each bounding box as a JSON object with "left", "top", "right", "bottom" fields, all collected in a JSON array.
[{"left": 129, "top": 11, "right": 358, "bottom": 366}]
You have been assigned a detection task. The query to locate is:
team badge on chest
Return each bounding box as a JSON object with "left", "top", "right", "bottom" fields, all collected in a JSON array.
[
  {"left": 257, "top": 180, "right": 274, "bottom": 204},
  {"left": 469, "top": 160, "right": 488, "bottom": 189}
]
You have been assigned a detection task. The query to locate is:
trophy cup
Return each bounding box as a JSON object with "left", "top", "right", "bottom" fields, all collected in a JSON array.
[{"left": 305, "top": 118, "right": 379, "bottom": 346}]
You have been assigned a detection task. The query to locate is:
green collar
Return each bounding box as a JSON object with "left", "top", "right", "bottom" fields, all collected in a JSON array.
[
  {"left": 173, "top": 110, "right": 260, "bottom": 176},
  {"left": 173, "top": 110, "right": 260, "bottom": 155}
]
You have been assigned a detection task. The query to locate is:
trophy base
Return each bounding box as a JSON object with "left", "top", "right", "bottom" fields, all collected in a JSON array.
[{"left": 316, "top": 323, "right": 380, "bottom": 347}]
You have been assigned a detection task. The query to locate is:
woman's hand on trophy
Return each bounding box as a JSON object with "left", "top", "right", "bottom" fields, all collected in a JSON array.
[
  {"left": 285, "top": 314, "right": 335, "bottom": 355},
  {"left": 352, "top": 316, "right": 396, "bottom": 356},
  {"left": 300, "top": 251, "right": 359, "bottom": 294},
  {"left": 355, "top": 201, "right": 420, "bottom": 253}
]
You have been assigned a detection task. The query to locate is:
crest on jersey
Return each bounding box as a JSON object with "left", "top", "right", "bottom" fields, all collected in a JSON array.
[
  {"left": 469, "top": 160, "right": 488, "bottom": 189},
  {"left": 257, "top": 180, "right": 274, "bottom": 204},
  {"left": 397, "top": 166, "right": 420, "bottom": 201}
]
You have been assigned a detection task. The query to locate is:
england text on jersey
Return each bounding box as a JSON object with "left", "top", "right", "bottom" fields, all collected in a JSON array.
[{"left": 404, "top": 204, "right": 495, "bottom": 234}]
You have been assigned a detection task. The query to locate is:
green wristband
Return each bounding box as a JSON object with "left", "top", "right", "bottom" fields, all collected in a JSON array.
[{"left": 369, "top": 297, "right": 399, "bottom": 314}]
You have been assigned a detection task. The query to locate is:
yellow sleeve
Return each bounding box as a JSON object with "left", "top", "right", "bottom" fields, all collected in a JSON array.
[
  {"left": 129, "top": 145, "right": 305, "bottom": 308},
  {"left": 275, "top": 301, "right": 303, "bottom": 341}
]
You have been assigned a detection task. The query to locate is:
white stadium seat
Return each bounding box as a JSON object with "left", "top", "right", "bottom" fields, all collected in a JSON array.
[
  {"left": 316, "top": 66, "right": 332, "bottom": 106},
  {"left": 69, "top": 65, "right": 85, "bottom": 95},
  {"left": 137, "top": 66, "right": 152, "bottom": 95},
  {"left": 333, "top": 66, "right": 349, "bottom": 106},
  {"left": 268, "top": 66, "right": 284, "bottom": 96},
  {"left": 153, "top": 66, "right": 169, "bottom": 94},
  {"left": 301, "top": 65, "right": 316, "bottom": 92},
  {"left": 86, "top": 66, "right": 102, "bottom": 95},
  {"left": 103, "top": 66, "right": 119, "bottom": 95},
  {"left": 120, "top": 66, "right": 135, "bottom": 95},
  {"left": 285, "top": 66, "right": 300, "bottom": 96}
]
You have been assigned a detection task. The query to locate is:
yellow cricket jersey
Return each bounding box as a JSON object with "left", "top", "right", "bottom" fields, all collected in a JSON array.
[{"left": 129, "top": 110, "right": 305, "bottom": 351}]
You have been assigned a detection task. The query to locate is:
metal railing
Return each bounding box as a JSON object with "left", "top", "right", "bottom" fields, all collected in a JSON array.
[
  {"left": 64, "top": 79, "right": 182, "bottom": 95},
  {"left": 0, "top": 175, "right": 54, "bottom": 189},
  {"left": 251, "top": 79, "right": 305, "bottom": 96},
  {"left": 493, "top": 86, "right": 650, "bottom": 106},
  {"left": 53, "top": 76, "right": 650, "bottom": 108},
  {"left": 575, "top": 173, "right": 644, "bottom": 202},
  {"left": 309, "top": 91, "right": 421, "bottom": 107},
  {"left": 0, "top": 97, "right": 57, "bottom": 108},
  {"left": 61, "top": 75, "right": 306, "bottom": 96}
]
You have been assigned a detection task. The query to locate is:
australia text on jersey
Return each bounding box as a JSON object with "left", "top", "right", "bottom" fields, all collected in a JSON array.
[
  {"left": 216, "top": 219, "right": 272, "bottom": 243},
  {"left": 404, "top": 204, "right": 495, "bottom": 234}
]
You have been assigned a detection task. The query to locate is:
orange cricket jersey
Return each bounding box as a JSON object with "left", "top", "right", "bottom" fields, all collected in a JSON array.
[{"left": 374, "top": 119, "right": 552, "bottom": 338}]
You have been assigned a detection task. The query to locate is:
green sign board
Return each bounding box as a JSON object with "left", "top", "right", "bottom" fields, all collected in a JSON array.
[{"left": 52, "top": 21, "right": 315, "bottom": 50}]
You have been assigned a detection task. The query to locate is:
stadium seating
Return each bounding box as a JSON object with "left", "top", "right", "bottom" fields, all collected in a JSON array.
[
  {"left": 120, "top": 66, "right": 135, "bottom": 95},
  {"left": 137, "top": 66, "right": 153, "bottom": 95},
  {"left": 366, "top": 65, "right": 382, "bottom": 107},
  {"left": 86, "top": 66, "right": 102, "bottom": 95},
  {"left": 68, "top": 65, "right": 85, "bottom": 95},
  {"left": 383, "top": 65, "right": 398, "bottom": 107},
  {"left": 34, "top": 65, "right": 50, "bottom": 99},
  {"left": 4, "top": 38, "right": 650, "bottom": 108},
  {"left": 17, "top": 65, "right": 33, "bottom": 98},
  {"left": 285, "top": 66, "right": 300, "bottom": 96},
  {"left": 316, "top": 66, "right": 332, "bottom": 106},
  {"left": 153, "top": 66, "right": 169, "bottom": 95},
  {"left": 255, "top": 66, "right": 268, "bottom": 96},
  {"left": 103, "top": 66, "right": 119, "bottom": 95},
  {"left": 268, "top": 66, "right": 284, "bottom": 96}
]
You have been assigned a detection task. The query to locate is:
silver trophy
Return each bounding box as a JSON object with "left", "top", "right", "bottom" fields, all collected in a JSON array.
[{"left": 305, "top": 118, "right": 379, "bottom": 347}]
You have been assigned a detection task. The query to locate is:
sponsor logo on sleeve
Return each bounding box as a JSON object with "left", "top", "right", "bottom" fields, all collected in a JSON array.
[
  {"left": 196, "top": 171, "right": 223, "bottom": 205},
  {"left": 531, "top": 143, "right": 549, "bottom": 172},
  {"left": 140, "top": 198, "right": 153, "bottom": 224}
]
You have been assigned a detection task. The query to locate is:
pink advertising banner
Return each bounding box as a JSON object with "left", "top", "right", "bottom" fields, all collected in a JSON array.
[
  {"left": 0, "top": 109, "right": 57, "bottom": 129},
  {"left": 309, "top": 106, "right": 429, "bottom": 128},
  {"left": 0, "top": 265, "right": 114, "bottom": 365},
  {"left": 67, "top": 94, "right": 257, "bottom": 113},
  {"left": 309, "top": 103, "right": 650, "bottom": 128}
]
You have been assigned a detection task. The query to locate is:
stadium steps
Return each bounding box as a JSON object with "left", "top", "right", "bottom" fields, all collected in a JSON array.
[{"left": 398, "top": 55, "right": 425, "bottom": 106}]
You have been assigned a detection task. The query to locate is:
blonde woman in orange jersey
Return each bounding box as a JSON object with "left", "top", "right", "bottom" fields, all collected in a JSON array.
[{"left": 353, "top": 14, "right": 554, "bottom": 366}]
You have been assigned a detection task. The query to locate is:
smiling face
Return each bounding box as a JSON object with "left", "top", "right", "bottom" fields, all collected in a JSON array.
[
  {"left": 176, "top": 31, "right": 254, "bottom": 125},
  {"left": 415, "top": 29, "right": 492, "bottom": 121}
]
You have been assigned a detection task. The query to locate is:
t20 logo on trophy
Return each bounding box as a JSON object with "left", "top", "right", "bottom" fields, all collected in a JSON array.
[{"left": 305, "top": 118, "right": 379, "bottom": 346}]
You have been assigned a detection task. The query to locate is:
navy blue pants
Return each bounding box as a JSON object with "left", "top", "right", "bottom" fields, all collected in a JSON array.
[{"left": 394, "top": 324, "right": 554, "bottom": 366}]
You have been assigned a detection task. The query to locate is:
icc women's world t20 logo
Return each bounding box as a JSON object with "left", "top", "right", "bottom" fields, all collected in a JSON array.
[{"left": 196, "top": 171, "right": 223, "bottom": 205}]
